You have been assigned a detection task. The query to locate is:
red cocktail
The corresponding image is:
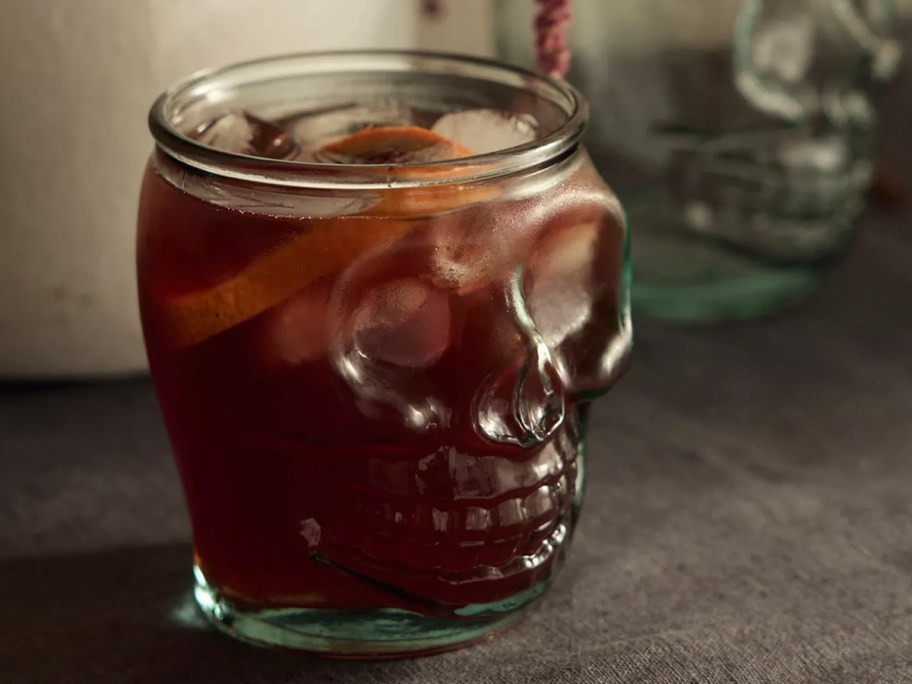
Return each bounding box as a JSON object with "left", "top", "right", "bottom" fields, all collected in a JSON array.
[{"left": 138, "top": 52, "right": 630, "bottom": 656}]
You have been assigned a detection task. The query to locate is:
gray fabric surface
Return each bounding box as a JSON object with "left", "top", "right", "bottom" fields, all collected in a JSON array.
[{"left": 3, "top": 198, "right": 911, "bottom": 683}]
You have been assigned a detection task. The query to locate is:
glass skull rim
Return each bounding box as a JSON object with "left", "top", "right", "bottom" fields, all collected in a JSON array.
[{"left": 148, "top": 50, "right": 589, "bottom": 190}]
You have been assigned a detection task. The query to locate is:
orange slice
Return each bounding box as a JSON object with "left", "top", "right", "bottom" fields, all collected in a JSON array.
[
  {"left": 317, "top": 126, "right": 472, "bottom": 165},
  {"left": 156, "top": 126, "right": 497, "bottom": 351},
  {"left": 318, "top": 126, "right": 498, "bottom": 217},
  {"left": 157, "top": 218, "right": 414, "bottom": 350}
]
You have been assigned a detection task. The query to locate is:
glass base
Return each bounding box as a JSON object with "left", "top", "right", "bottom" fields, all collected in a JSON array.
[
  {"left": 630, "top": 207, "right": 827, "bottom": 323},
  {"left": 193, "top": 565, "right": 549, "bottom": 658}
]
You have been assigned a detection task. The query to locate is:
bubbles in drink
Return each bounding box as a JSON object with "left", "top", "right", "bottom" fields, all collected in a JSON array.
[{"left": 431, "top": 109, "right": 538, "bottom": 155}]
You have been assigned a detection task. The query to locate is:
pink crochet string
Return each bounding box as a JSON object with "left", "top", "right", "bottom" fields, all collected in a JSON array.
[
  {"left": 534, "top": 0, "right": 571, "bottom": 78},
  {"left": 422, "top": 0, "right": 441, "bottom": 18},
  {"left": 421, "top": 1, "right": 572, "bottom": 79}
]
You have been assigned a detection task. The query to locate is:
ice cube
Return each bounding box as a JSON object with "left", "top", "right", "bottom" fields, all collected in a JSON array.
[
  {"left": 350, "top": 278, "right": 451, "bottom": 368},
  {"left": 193, "top": 111, "right": 296, "bottom": 159},
  {"left": 193, "top": 111, "right": 251, "bottom": 153},
  {"left": 330, "top": 273, "right": 450, "bottom": 432},
  {"left": 527, "top": 222, "right": 599, "bottom": 349},
  {"left": 263, "top": 282, "right": 332, "bottom": 366},
  {"left": 286, "top": 100, "right": 414, "bottom": 155},
  {"left": 428, "top": 202, "right": 544, "bottom": 290},
  {"left": 431, "top": 109, "right": 538, "bottom": 155}
]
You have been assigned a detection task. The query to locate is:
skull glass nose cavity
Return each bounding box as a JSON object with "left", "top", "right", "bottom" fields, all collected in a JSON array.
[{"left": 475, "top": 269, "right": 566, "bottom": 448}]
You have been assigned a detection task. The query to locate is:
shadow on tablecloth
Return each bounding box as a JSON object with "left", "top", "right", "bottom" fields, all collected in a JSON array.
[{"left": 2, "top": 544, "right": 433, "bottom": 684}]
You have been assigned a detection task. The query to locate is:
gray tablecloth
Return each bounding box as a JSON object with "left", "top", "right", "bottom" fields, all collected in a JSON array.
[
  {"left": 4, "top": 87, "right": 912, "bottom": 684},
  {"left": 4, "top": 200, "right": 912, "bottom": 683}
]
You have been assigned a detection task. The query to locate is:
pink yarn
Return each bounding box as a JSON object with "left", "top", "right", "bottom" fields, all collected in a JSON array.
[
  {"left": 420, "top": 0, "right": 572, "bottom": 79},
  {"left": 534, "top": 0, "right": 571, "bottom": 78},
  {"left": 422, "top": 0, "right": 441, "bottom": 18}
]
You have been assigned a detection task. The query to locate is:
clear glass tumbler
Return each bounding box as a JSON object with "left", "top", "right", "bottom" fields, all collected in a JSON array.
[
  {"left": 137, "top": 52, "right": 631, "bottom": 657},
  {"left": 497, "top": 0, "right": 903, "bottom": 321}
]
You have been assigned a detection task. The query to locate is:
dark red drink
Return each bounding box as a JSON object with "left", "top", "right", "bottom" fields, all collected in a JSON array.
[{"left": 138, "top": 52, "right": 630, "bottom": 655}]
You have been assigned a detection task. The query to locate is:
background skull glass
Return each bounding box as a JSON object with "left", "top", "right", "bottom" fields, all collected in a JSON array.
[{"left": 496, "top": 0, "right": 904, "bottom": 321}]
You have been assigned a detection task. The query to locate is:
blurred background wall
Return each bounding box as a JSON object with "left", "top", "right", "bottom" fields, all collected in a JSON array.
[
  {"left": 0, "top": 0, "right": 493, "bottom": 379},
  {"left": 0, "top": 0, "right": 905, "bottom": 378}
]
